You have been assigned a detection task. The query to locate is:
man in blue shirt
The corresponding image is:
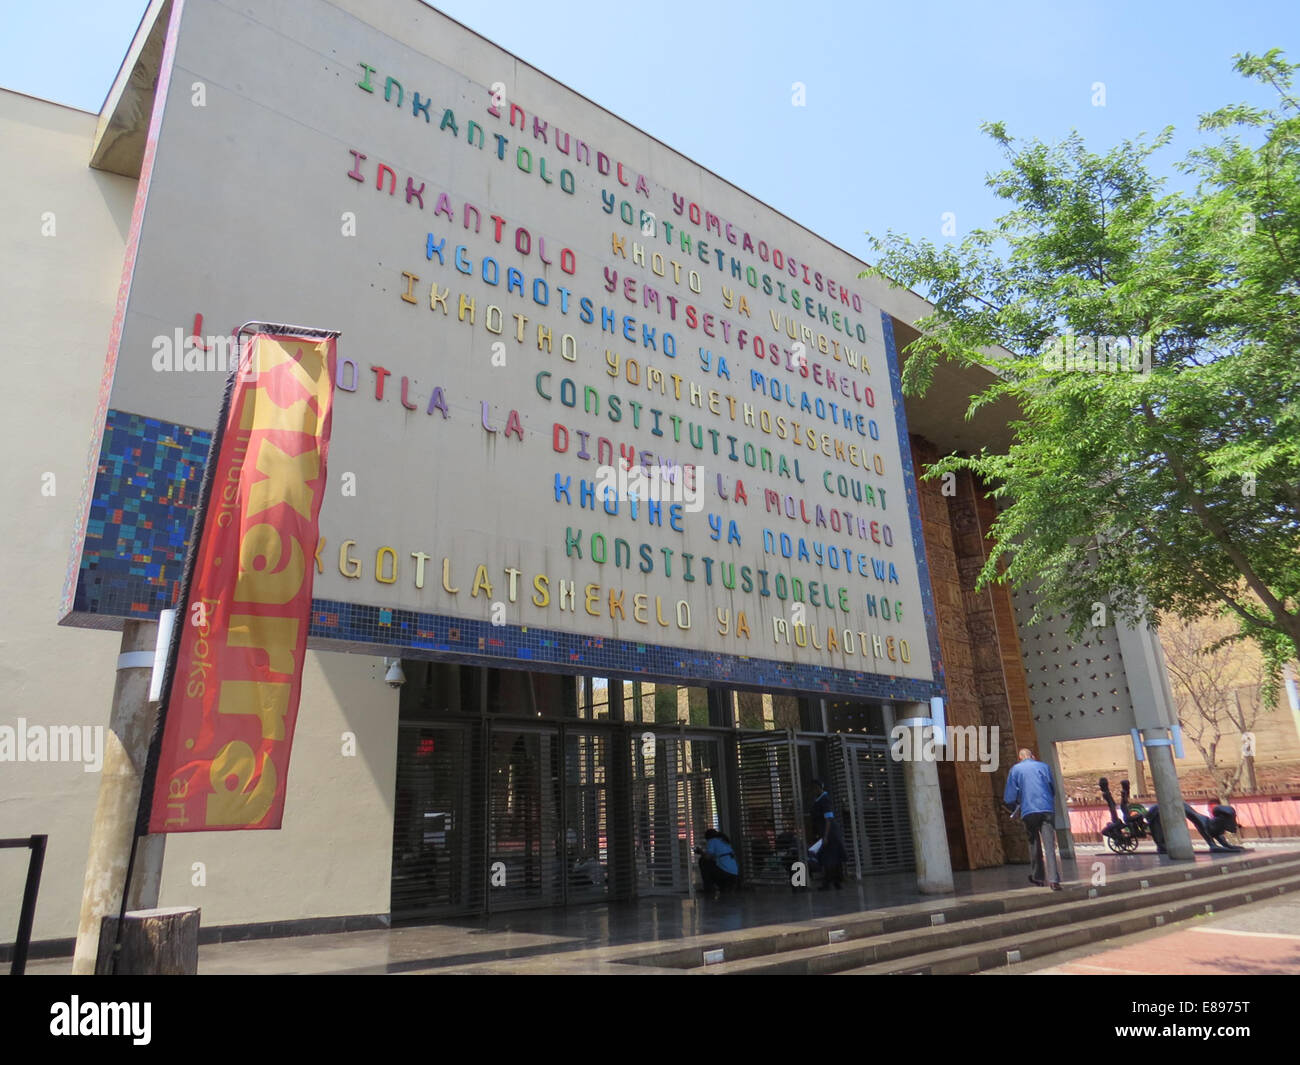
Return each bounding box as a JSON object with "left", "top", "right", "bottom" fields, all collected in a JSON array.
[
  {"left": 1003, "top": 748, "right": 1063, "bottom": 890},
  {"left": 697, "top": 828, "right": 739, "bottom": 897},
  {"left": 809, "top": 779, "right": 846, "bottom": 889}
]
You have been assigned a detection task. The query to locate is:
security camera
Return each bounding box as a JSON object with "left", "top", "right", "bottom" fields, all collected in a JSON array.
[{"left": 383, "top": 657, "right": 406, "bottom": 688}]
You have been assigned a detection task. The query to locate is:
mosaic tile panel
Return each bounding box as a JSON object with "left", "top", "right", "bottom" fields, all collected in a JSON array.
[{"left": 70, "top": 408, "right": 211, "bottom": 619}]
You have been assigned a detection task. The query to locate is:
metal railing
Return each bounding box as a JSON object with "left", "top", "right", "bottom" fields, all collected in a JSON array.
[{"left": 2, "top": 835, "right": 47, "bottom": 976}]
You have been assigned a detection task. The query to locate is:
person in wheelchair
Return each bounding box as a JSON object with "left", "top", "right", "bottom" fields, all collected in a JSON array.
[{"left": 1098, "top": 778, "right": 1150, "bottom": 853}]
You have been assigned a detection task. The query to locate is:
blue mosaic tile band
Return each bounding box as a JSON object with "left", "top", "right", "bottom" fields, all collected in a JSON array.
[
  {"left": 307, "top": 599, "right": 940, "bottom": 702},
  {"left": 70, "top": 408, "right": 211, "bottom": 619},
  {"left": 881, "top": 312, "right": 948, "bottom": 701},
  {"left": 66, "top": 408, "right": 941, "bottom": 702}
]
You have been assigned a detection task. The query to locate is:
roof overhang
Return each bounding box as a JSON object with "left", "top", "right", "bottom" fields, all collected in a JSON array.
[
  {"left": 893, "top": 316, "right": 1022, "bottom": 457},
  {"left": 89, "top": 0, "right": 171, "bottom": 177}
]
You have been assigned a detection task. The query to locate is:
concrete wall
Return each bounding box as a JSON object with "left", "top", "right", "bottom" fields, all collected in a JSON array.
[
  {"left": 155, "top": 651, "right": 399, "bottom": 928},
  {"left": 0, "top": 88, "right": 399, "bottom": 947},
  {"left": 81, "top": 0, "right": 936, "bottom": 687},
  {"left": 1010, "top": 582, "right": 1137, "bottom": 744},
  {"left": 0, "top": 89, "right": 136, "bottom": 945}
]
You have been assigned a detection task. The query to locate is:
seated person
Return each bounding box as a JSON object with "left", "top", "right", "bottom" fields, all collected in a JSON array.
[{"left": 696, "top": 828, "right": 739, "bottom": 896}]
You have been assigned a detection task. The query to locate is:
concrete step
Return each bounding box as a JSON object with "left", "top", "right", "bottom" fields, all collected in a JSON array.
[
  {"left": 840, "top": 869, "right": 1300, "bottom": 975},
  {"left": 618, "top": 850, "right": 1300, "bottom": 972},
  {"left": 695, "top": 857, "right": 1300, "bottom": 974}
]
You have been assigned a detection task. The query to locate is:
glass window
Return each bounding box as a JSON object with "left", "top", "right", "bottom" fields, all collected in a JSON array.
[
  {"left": 399, "top": 660, "right": 476, "bottom": 719},
  {"left": 825, "top": 698, "right": 886, "bottom": 735},
  {"left": 645, "top": 685, "right": 710, "bottom": 725},
  {"left": 735, "top": 691, "right": 768, "bottom": 729},
  {"left": 734, "top": 691, "right": 804, "bottom": 731},
  {"left": 589, "top": 677, "right": 610, "bottom": 720}
]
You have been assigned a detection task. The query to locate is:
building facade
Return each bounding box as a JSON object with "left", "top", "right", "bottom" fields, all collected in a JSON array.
[{"left": 0, "top": 0, "right": 1179, "bottom": 951}]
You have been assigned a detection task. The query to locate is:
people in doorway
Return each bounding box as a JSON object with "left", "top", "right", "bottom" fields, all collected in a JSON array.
[
  {"left": 1003, "top": 748, "right": 1063, "bottom": 890},
  {"left": 696, "top": 828, "right": 739, "bottom": 898},
  {"left": 809, "top": 778, "right": 846, "bottom": 889}
]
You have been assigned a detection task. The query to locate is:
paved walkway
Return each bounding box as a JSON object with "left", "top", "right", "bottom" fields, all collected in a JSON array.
[
  {"left": 27, "top": 841, "right": 1300, "bottom": 975},
  {"left": 996, "top": 892, "right": 1300, "bottom": 976}
]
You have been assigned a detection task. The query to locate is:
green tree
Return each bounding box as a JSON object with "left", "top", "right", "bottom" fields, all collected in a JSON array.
[{"left": 864, "top": 50, "right": 1300, "bottom": 691}]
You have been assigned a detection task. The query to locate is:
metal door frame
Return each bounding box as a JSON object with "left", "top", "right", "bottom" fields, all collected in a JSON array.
[
  {"left": 485, "top": 720, "right": 562, "bottom": 911},
  {"left": 677, "top": 726, "right": 732, "bottom": 902},
  {"left": 629, "top": 724, "right": 733, "bottom": 900},
  {"left": 484, "top": 717, "right": 622, "bottom": 912},
  {"left": 734, "top": 728, "right": 807, "bottom": 886},
  {"left": 833, "top": 734, "right": 868, "bottom": 879},
  {"left": 562, "top": 721, "right": 616, "bottom": 905},
  {"left": 828, "top": 732, "right": 915, "bottom": 878},
  {"left": 390, "top": 718, "right": 486, "bottom": 921}
]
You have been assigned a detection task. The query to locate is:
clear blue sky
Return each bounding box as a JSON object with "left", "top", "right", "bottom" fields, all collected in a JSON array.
[{"left": 2, "top": 0, "right": 1296, "bottom": 261}]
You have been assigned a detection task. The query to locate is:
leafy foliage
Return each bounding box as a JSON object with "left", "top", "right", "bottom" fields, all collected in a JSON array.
[{"left": 863, "top": 50, "right": 1300, "bottom": 689}]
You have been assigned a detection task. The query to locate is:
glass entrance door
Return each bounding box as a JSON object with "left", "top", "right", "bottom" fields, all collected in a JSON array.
[
  {"left": 563, "top": 726, "right": 611, "bottom": 903},
  {"left": 484, "top": 722, "right": 616, "bottom": 911},
  {"left": 391, "top": 721, "right": 485, "bottom": 919},
  {"left": 488, "top": 725, "right": 564, "bottom": 910},
  {"left": 630, "top": 731, "right": 727, "bottom": 896},
  {"left": 735, "top": 731, "right": 806, "bottom": 884}
]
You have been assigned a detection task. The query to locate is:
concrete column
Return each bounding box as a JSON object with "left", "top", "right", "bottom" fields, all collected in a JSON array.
[
  {"left": 892, "top": 704, "right": 954, "bottom": 894},
  {"left": 880, "top": 702, "right": 896, "bottom": 736},
  {"left": 1145, "top": 732, "right": 1194, "bottom": 860},
  {"left": 1042, "top": 741, "right": 1075, "bottom": 860},
  {"left": 73, "top": 620, "right": 166, "bottom": 974},
  {"left": 1111, "top": 617, "right": 1194, "bottom": 859}
]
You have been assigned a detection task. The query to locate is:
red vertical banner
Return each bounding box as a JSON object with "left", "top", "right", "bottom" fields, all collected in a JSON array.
[{"left": 147, "top": 332, "right": 336, "bottom": 832}]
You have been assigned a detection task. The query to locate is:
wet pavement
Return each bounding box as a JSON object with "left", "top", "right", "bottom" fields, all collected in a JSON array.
[{"left": 26, "top": 841, "right": 1300, "bottom": 975}]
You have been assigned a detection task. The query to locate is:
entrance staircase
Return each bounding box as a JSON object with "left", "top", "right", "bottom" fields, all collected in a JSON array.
[{"left": 616, "top": 850, "right": 1300, "bottom": 974}]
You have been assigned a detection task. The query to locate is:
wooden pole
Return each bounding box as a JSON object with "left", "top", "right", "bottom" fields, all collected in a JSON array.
[{"left": 71, "top": 621, "right": 165, "bottom": 973}]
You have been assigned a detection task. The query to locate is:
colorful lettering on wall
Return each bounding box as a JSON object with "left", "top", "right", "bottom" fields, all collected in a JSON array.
[{"left": 329, "top": 54, "right": 928, "bottom": 676}]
